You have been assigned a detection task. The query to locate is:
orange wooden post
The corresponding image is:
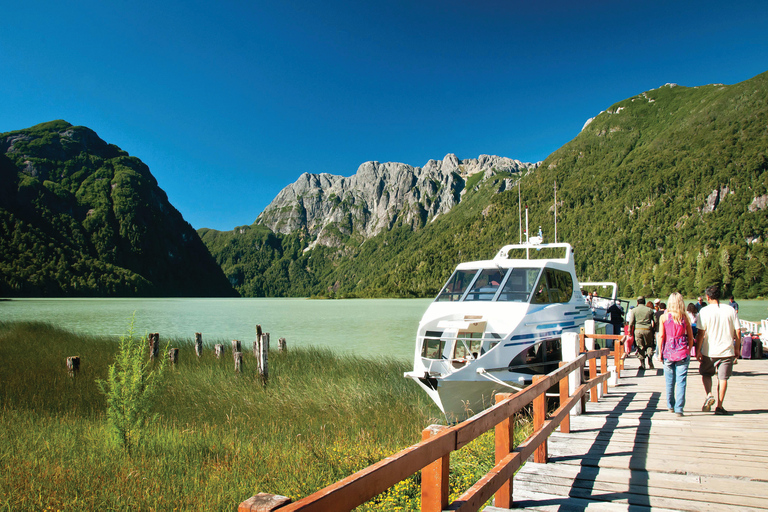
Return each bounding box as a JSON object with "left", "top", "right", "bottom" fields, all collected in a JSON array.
[
  {"left": 533, "top": 375, "right": 547, "bottom": 464},
  {"left": 558, "top": 362, "right": 570, "bottom": 434},
  {"left": 421, "top": 425, "right": 449, "bottom": 512},
  {"left": 579, "top": 331, "right": 586, "bottom": 353},
  {"left": 494, "top": 393, "right": 515, "bottom": 508},
  {"left": 589, "top": 356, "right": 598, "bottom": 403},
  {"left": 601, "top": 354, "right": 608, "bottom": 396}
]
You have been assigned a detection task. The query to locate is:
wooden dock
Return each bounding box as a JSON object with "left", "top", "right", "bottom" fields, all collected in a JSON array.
[{"left": 490, "top": 356, "right": 768, "bottom": 511}]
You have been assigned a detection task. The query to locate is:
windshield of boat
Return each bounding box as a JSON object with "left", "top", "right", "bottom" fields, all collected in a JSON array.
[{"left": 435, "top": 267, "right": 541, "bottom": 302}]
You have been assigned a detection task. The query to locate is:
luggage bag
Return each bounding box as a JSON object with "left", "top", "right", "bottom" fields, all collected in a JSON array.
[{"left": 741, "top": 335, "right": 753, "bottom": 359}]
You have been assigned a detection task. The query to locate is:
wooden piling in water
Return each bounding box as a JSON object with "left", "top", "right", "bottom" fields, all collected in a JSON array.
[
  {"left": 148, "top": 333, "right": 159, "bottom": 359},
  {"left": 258, "top": 333, "right": 269, "bottom": 383},
  {"left": 232, "top": 339, "right": 241, "bottom": 357},
  {"left": 168, "top": 348, "right": 179, "bottom": 365},
  {"left": 195, "top": 333, "right": 203, "bottom": 358},
  {"left": 278, "top": 337, "right": 286, "bottom": 352},
  {"left": 215, "top": 344, "right": 225, "bottom": 359},
  {"left": 66, "top": 356, "right": 80, "bottom": 377},
  {"left": 234, "top": 351, "right": 243, "bottom": 373}
]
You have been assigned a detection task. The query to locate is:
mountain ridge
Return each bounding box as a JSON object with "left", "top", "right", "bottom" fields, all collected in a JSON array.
[
  {"left": 0, "top": 120, "right": 237, "bottom": 297},
  {"left": 255, "top": 153, "right": 538, "bottom": 247}
]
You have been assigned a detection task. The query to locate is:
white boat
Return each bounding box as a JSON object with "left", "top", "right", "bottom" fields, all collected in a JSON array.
[{"left": 404, "top": 240, "right": 599, "bottom": 422}]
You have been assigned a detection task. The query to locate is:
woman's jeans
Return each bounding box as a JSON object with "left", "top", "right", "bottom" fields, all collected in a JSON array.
[{"left": 663, "top": 355, "right": 690, "bottom": 413}]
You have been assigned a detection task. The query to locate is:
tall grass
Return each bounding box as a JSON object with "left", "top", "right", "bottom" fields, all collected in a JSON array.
[{"left": 0, "top": 321, "right": 531, "bottom": 511}]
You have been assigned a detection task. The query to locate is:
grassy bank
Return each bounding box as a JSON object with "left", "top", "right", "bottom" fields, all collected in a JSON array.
[{"left": 0, "top": 321, "right": 531, "bottom": 511}]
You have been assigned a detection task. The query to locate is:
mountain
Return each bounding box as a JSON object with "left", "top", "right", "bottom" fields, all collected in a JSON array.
[
  {"left": 0, "top": 120, "right": 237, "bottom": 297},
  {"left": 202, "top": 71, "right": 768, "bottom": 299},
  {"left": 255, "top": 154, "right": 537, "bottom": 247}
]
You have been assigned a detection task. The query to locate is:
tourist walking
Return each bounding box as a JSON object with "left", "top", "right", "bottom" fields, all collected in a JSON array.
[
  {"left": 695, "top": 285, "right": 741, "bottom": 415},
  {"left": 658, "top": 293, "right": 695, "bottom": 416},
  {"left": 631, "top": 297, "right": 656, "bottom": 369}
]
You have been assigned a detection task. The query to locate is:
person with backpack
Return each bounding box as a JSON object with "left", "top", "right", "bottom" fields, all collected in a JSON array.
[{"left": 658, "top": 292, "right": 695, "bottom": 416}]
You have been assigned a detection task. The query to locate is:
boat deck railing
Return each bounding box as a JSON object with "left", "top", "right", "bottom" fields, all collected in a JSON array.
[{"left": 238, "top": 334, "right": 624, "bottom": 512}]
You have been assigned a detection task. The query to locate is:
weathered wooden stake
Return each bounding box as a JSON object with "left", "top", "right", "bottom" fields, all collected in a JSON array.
[
  {"left": 234, "top": 351, "right": 243, "bottom": 373},
  {"left": 195, "top": 333, "right": 203, "bottom": 358},
  {"left": 215, "top": 344, "right": 225, "bottom": 359},
  {"left": 258, "top": 333, "right": 269, "bottom": 383},
  {"left": 148, "top": 333, "right": 160, "bottom": 359},
  {"left": 278, "top": 337, "right": 287, "bottom": 352},
  {"left": 168, "top": 348, "right": 179, "bottom": 365},
  {"left": 232, "top": 339, "right": 242, "bottom": 357},
  {"left": 66, "top": 356, "right": 80, "bottom": 377}
]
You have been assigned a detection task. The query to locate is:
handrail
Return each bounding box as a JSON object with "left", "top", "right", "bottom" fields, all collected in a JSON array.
[{"left": 239, "top": 347, "right": 615, "bottom": 512}]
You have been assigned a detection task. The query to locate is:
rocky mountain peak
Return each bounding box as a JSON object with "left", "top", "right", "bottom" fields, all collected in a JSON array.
[{"left": 256, "top": 154, "right": 539, "bottom": 246}]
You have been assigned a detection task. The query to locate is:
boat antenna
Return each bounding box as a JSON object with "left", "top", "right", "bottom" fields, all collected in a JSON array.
[
  {"left": 525, "top": 205, "right": 529, "bottom": 259},
  {"left": 518, "top": 180, "right": 522, "bottom": 244},
  {"left": 554, "top": 180, "right": 558, "bottom": 243}
]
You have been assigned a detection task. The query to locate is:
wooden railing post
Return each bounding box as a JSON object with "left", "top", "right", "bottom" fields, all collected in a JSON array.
[
  {"left": 601, "top": 353, "right": 609, "bottom": 396},
  {"left": 494, "top": 393, "right": 515, "bottom": 508},
  {"left": 579, "top": 329, "right": 586, "bottom": 353},
  {"left": 558, "top": 362, "right": 570, "bottom": 434},
  {"left": 614, "top": 338, "right": 622, "bottom": 378},
  {"left": 421, "top": 425, "right": 449, "bottom": 512},
  {"left": 533, "top": 375, "right": 547, "bottom": 464},
  {"left": 589, "top": 355, "right": 598, "bottom": 403}
]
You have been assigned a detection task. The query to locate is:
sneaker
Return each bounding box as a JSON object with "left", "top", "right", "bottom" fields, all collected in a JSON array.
[
  {"left": 668, "top": 408, "right": 674, "bottom": 413},
  {"left": 676, "top": 412, "right": 684, "bottom": 417},
  {"left": 702, "top": 395, "right": 715, "bottom": 412},
  {"left": 714, "top": 407, "right": 730, "bottom": 415}
]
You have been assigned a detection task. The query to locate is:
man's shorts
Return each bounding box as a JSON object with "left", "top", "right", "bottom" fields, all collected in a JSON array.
[{"left": 699, "top": 355, "right": 735, "bottom": 380}]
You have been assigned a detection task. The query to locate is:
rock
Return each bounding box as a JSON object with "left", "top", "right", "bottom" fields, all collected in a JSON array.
[{"left": 256, "top": 154, "right": 538, "bottom": 246}]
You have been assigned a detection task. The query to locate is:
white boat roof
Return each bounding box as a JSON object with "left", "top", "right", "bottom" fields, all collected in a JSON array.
[{"left": 455, "top": 242, "right": 574, "bottom": 270}]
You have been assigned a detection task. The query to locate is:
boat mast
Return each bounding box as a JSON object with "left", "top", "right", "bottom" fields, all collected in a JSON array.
[
  {"left": 554, "top": 181, "right": 558, "bottom": 243},
  {"left": 518, "top": 180, "right": 522, "bottom": 244},
  {"left": 525, "top": 205, "right": 529, "bottom": 259}
]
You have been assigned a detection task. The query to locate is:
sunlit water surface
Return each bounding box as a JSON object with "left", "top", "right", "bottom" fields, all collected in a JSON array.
[{"left": 1, "top": 297, "right": 765, "bottom": 360}]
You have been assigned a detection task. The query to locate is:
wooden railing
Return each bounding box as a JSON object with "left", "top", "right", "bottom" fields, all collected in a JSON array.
[{"left": 240, "top": 339, "right": 621, "bottom": 512}]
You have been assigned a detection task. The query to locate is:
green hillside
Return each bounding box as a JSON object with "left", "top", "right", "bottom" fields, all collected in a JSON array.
[
  {"left": 202, "top": 72, "right": 768, "bottom": 299},
  {"left": 0, "top": 121, "right": 236, "bottom": 297}
]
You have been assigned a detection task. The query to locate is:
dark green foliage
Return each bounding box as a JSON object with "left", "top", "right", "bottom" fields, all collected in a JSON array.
[
  {"left": 0, "top": 121, "right": 237, "bottom": 297},
  {"left": 202, "top": 72, "right": 768, "bottom": 299}
]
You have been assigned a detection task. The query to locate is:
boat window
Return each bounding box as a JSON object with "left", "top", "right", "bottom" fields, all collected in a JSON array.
[
  {"left": 453, "top": 332, "right": 483, "bottom": 359},
  {"left": 464, "top": 268, "right": 506, "bottom": 301},
  {"left": 497, "top": 268, "right": 539, "bottom": 302},
  {"left": 507, "top": 338, "right": 562, "bottom": 375},
  {"left": 532, "top": 268, "right": 574, "bottom": 304},
  {"left": 546, "top": 268, "right": 574, "bottom": 303},
  {"left": 421, "top": 331, "right": 445, "bottom": 359},
  {"left": 435, "top": 269, "right": 478, "bottom": 302}
]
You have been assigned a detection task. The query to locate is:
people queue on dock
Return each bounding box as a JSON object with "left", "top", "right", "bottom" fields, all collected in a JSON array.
[{"left": 621, "top": 285, "right": 741, "bottom": 417}]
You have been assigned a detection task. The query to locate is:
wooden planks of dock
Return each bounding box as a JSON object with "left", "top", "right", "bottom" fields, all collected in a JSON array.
[{"left": 486, "top": 357, "right": 768, "bottom": 511}]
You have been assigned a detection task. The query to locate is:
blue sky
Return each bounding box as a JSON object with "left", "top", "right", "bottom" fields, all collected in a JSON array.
[{"left": 2, "top": 0, "right": 767, "bottom": 230}]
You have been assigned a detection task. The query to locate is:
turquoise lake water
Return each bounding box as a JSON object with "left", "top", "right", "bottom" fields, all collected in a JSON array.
[
  {"left": 0, "top": 297, "right": 433, "bottom": 360},
  {"left": 1, "top": 297, "right": 765, "bottom": 360}
]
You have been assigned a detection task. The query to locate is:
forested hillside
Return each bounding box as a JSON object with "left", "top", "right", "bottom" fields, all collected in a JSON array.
[
  {"left": 0, "top": 121, "right": 236, "bottom": 297},
  {"left": 202, "top": 71, "right": 768, "bottom": 299}
]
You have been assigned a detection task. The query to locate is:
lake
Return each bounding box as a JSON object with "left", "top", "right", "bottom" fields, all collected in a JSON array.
[
  {"left": 0, "top": 298, "right": 433, "bottom": 360},
  {"left": 1, "top": 297, "right": 765, "bottom": 361}
]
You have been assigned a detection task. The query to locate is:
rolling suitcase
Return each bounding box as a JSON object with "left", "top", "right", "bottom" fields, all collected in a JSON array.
[
  {"left": 752, "top": 336, "right": 763, "bottom": 359},
  {"left": 740, "top": 335, "right": 753, "bottom": 359}
]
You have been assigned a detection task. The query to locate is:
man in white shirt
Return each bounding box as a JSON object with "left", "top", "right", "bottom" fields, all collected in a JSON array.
[{"left": 695, "top": 285, "right": 740, "bottom": 415}]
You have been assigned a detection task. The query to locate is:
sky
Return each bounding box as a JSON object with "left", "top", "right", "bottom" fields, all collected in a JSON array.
[{"left": 1, "top": 0, "right": 767, "bottom": 231}]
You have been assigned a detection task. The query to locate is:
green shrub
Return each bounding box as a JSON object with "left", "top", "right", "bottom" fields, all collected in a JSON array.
[{"left": 96, "top": 317, "right": 168, "bottom": 453}]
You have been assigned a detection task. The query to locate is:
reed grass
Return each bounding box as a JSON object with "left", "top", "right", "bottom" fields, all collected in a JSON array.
[{"left": 0, "top": 321, "right": 531, "bottom": 511}]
